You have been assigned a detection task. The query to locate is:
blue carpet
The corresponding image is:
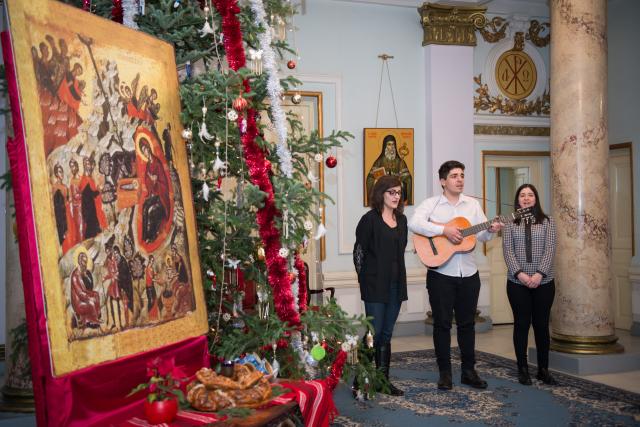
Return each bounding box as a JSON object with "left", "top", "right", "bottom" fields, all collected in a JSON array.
[{"left": 332, "top": 349, "right": 640, "bottom": 426}]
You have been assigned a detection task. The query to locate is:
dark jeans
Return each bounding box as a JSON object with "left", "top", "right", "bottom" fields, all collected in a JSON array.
[
  {"left": 427, "top": 270, "right": 481, "bottom": 373},
  {"left": 364, "top": 282, "right": 401, "bottom": 346},
  {"left": 507, "top": 280, "right": 555, "bottom": 369}
]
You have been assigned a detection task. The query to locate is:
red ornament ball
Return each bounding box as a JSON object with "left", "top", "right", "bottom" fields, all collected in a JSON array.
[
  {"left": 287, "top": 60, "right": 296, "bottom": 70},
  {"left": 232, "top": 96, "right": 248, "bottom": 111},
  {"left": 325, "top": 156, "right": 337, "bottom": 168}
]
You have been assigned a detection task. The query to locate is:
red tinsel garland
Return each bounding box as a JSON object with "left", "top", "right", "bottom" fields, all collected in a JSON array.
[
  {"left": 212, "top": 0, "right": 300, "bottom": 327},
  {"left": 111, "top": 0, "right": 123, "bottom": 23},
  {"left": 324, "top": 350, "right": 347, "bottom": 391},
  {"left": 294, "top": 253, "right": 307, "bottom": 312}
]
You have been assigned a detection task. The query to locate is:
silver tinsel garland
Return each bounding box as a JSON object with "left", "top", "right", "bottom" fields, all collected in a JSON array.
[
  {"left": 248, "top": 0, "right": 293, "bottom": 178},
  {"left": 122, "top": 0, "right": 139, "bottom": 29}
]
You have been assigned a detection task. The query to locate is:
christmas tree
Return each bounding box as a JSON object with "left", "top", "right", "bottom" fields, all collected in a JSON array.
[{"left": 58, "top": 0, "right": 384, "bottom": 392}]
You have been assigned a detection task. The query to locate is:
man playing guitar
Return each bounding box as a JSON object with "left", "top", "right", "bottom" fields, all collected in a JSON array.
[{"left": 409, "top": 160, "right": 502, "bottom": 391}]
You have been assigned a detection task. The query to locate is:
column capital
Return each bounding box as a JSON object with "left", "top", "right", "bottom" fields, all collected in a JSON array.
[{"left": 418, "top": 2, "right": 487, "bottom": 46}]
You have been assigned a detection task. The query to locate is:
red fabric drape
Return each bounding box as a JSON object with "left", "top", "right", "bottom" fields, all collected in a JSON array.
[{"left": 2, "top": 31, "right": 209, "bottom": 427}]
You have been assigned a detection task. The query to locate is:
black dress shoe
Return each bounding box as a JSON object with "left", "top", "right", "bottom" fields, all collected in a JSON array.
[
  {"left": 517, "top": 366, "right": 532, "bottom": 385},
  {"left": 536, "top": 368, "right": 558, "bottom": 385},
  {"left": 437, "top": 371, "right": 453, "bottom": 390},
  {"left": 461, "top": 369, "right": 488, "bottom": 389},
  {"left": 386, "top": 382, "right": 404, "bottom": 396}
]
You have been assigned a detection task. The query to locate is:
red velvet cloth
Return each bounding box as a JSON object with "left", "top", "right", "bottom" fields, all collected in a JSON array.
[{"left": 2, "top": 31, "right": 210, "bottom": 427}]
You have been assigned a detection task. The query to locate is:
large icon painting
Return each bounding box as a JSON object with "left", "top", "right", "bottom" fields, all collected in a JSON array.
[{"left": 4, "top": 0, "right": 207, "bottom": 375}]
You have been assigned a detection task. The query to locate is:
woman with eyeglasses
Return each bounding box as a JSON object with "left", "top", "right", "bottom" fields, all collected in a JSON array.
[{"left": 353, "top": 175, "right": 408, "bottom": 397}]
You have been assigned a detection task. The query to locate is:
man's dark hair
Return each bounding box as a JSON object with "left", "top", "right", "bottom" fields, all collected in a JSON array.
[
  {"left": 438, "top": 160, "right": 465, "bottom": 181},
  {"left": 369, "top": 175, "right": 404, "bottom": 215}
]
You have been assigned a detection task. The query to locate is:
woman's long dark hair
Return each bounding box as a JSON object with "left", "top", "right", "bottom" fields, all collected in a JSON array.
[
  {"left": 369, "top": 175, "right": 403, "bottom": 215},
  {"left": 514, "top": 183, "right": 548, "bottom": 225}
]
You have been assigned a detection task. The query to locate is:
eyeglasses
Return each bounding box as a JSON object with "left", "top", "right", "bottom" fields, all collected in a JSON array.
[{"left": 385, "top": 190, "right": 402, "bottom": 197}]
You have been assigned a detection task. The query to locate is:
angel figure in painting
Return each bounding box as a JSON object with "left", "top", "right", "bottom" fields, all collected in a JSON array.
[{"left": 70, "top": 248, "right": 101, "bottom": 329}]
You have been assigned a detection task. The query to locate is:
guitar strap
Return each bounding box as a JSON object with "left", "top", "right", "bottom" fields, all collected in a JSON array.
[{"left": 427, "top": 237, "right": 438, "bottom": 255}]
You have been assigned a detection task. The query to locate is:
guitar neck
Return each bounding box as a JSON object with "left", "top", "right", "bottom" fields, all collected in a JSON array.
[{"left": 460, "top": 212, "right": 517, "bottom": 237}]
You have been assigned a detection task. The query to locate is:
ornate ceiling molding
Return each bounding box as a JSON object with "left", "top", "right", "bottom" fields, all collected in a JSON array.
[{"left": 418, "top": 2, "right": 487, "bottom": 46}]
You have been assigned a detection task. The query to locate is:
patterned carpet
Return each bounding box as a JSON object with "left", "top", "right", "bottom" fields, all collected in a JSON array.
[{"left": 332, "top": 349, "right": 640, "bottom": 426}]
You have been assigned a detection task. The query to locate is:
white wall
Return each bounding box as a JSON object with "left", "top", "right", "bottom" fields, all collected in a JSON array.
[
  {"left": 608, "top": 0, "right": 640, "bottom": 333},
  {"left": 608, "top": 0, "right": 640, "bottom": 262},
  {"left": 295, "top": 0, "right": 428, "bottom": 320}
]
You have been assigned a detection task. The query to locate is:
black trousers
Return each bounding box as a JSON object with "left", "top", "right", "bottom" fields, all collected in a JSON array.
[
  {"left": 427, "top": 270, "right": 481, "bottom": 373},
  {"left": 506, "top": 280, "right": 555, "bottom": 369}
]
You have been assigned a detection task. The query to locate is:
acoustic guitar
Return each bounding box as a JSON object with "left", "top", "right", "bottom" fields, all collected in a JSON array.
[{"left": 413, "top": 207, "right": 533, "bottom": 268}]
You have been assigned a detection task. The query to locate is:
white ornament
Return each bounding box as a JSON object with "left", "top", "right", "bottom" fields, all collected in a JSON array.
[
  {"left": 303, "top": 220, "right": 313, "bottom": 231},
  {"left": 212, "top": 155, "right": 227, "bottom": 174},
  {"left": 198, "top": 122, "right": 215, "bottom": 141},
  {"left": 314, "top": 153, "right": 323, "bottom": 163},
  {"left": 199, "top": 21, "right": 215, "bottom": 37},
  {"left": 314, "top": 223, "right": 327, "bottom": 240},
  {"left": 341, "top": 342, "right": 351, "bottom": 352},
  {"left": 278, "top": 247, "right": 289, "bottom": 258},
  {"left": 292, "top": 93, "right": 302, "bottom": 104},
  {"left": 222, "top": 313, "right": 231, "bottom": 322},
  {"left": 181, "top": 129, "right": 193, "bottom": 140},
  {"left": 202, "top": 181, "right": 210, "bottom": 201},
  {"left": 227, "top": 109, "right": 238, "bottom": 121}
]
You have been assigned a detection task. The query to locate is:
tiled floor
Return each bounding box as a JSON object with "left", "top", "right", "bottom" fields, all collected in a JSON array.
[{"left": 392, "top": 325, "right": 640, "bottom": 394}]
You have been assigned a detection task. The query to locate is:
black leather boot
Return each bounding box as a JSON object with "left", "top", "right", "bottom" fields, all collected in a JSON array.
[
  {"left": 437, "top": 371, "right": 453, "bottom": 390},
  {"left": 517, "top": 365, "right": 532, "bottom": 385},
  {"left": 536, "top": 368, "right": 558, "bottom": 385},
  {"left": 461, "top": 369, "right": 488, "bottom": 389},
  {"left": 377, "top": 343, "right": 404, "bottom": 396}
]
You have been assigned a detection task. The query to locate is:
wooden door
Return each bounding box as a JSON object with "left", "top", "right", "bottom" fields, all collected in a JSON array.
[{"left": 609, "top": 146, "right": 633, "bottom": 329}]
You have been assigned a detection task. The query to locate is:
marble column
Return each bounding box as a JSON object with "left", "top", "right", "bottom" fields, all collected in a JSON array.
[{"left": 549, "top": 0, "right": 622, "bottom": 354}]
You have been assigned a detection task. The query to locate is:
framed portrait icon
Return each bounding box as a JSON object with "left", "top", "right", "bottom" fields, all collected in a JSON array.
[{"left": 363, "top": 128, "right": 414, "bottom": 206}]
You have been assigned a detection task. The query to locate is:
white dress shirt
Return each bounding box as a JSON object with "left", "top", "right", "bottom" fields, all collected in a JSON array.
[{"left": 408, "top": 193, "right": 494, "bottom": 278}]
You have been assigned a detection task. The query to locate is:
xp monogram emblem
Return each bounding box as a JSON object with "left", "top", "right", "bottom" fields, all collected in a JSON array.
[{"left": 495, "top": 50, "right": 537, "bottom": 100}]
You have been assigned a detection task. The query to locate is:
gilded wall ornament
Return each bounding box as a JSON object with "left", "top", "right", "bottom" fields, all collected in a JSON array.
[
  {"left": 418, "top": 2, "right": 487, "bottom": 46},
  {"left": 526, "top": 20, "right": 551, "bottom": 47},
  {"left": 474, "top": 74, "right": 550, "bottom": 116},
  {"left": 474, "top": 124, "right": 550, "bottom": 136},
  {"left": 479, "top": 16, "right": 509, "bottom": 43},
  {"left": 495, "top": 46, "right": 537, "bottom": 100}
]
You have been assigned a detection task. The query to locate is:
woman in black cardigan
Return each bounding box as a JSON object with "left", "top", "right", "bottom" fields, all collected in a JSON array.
[{"left": 353, "top": 175, "right": 408, "bottom": 396}]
